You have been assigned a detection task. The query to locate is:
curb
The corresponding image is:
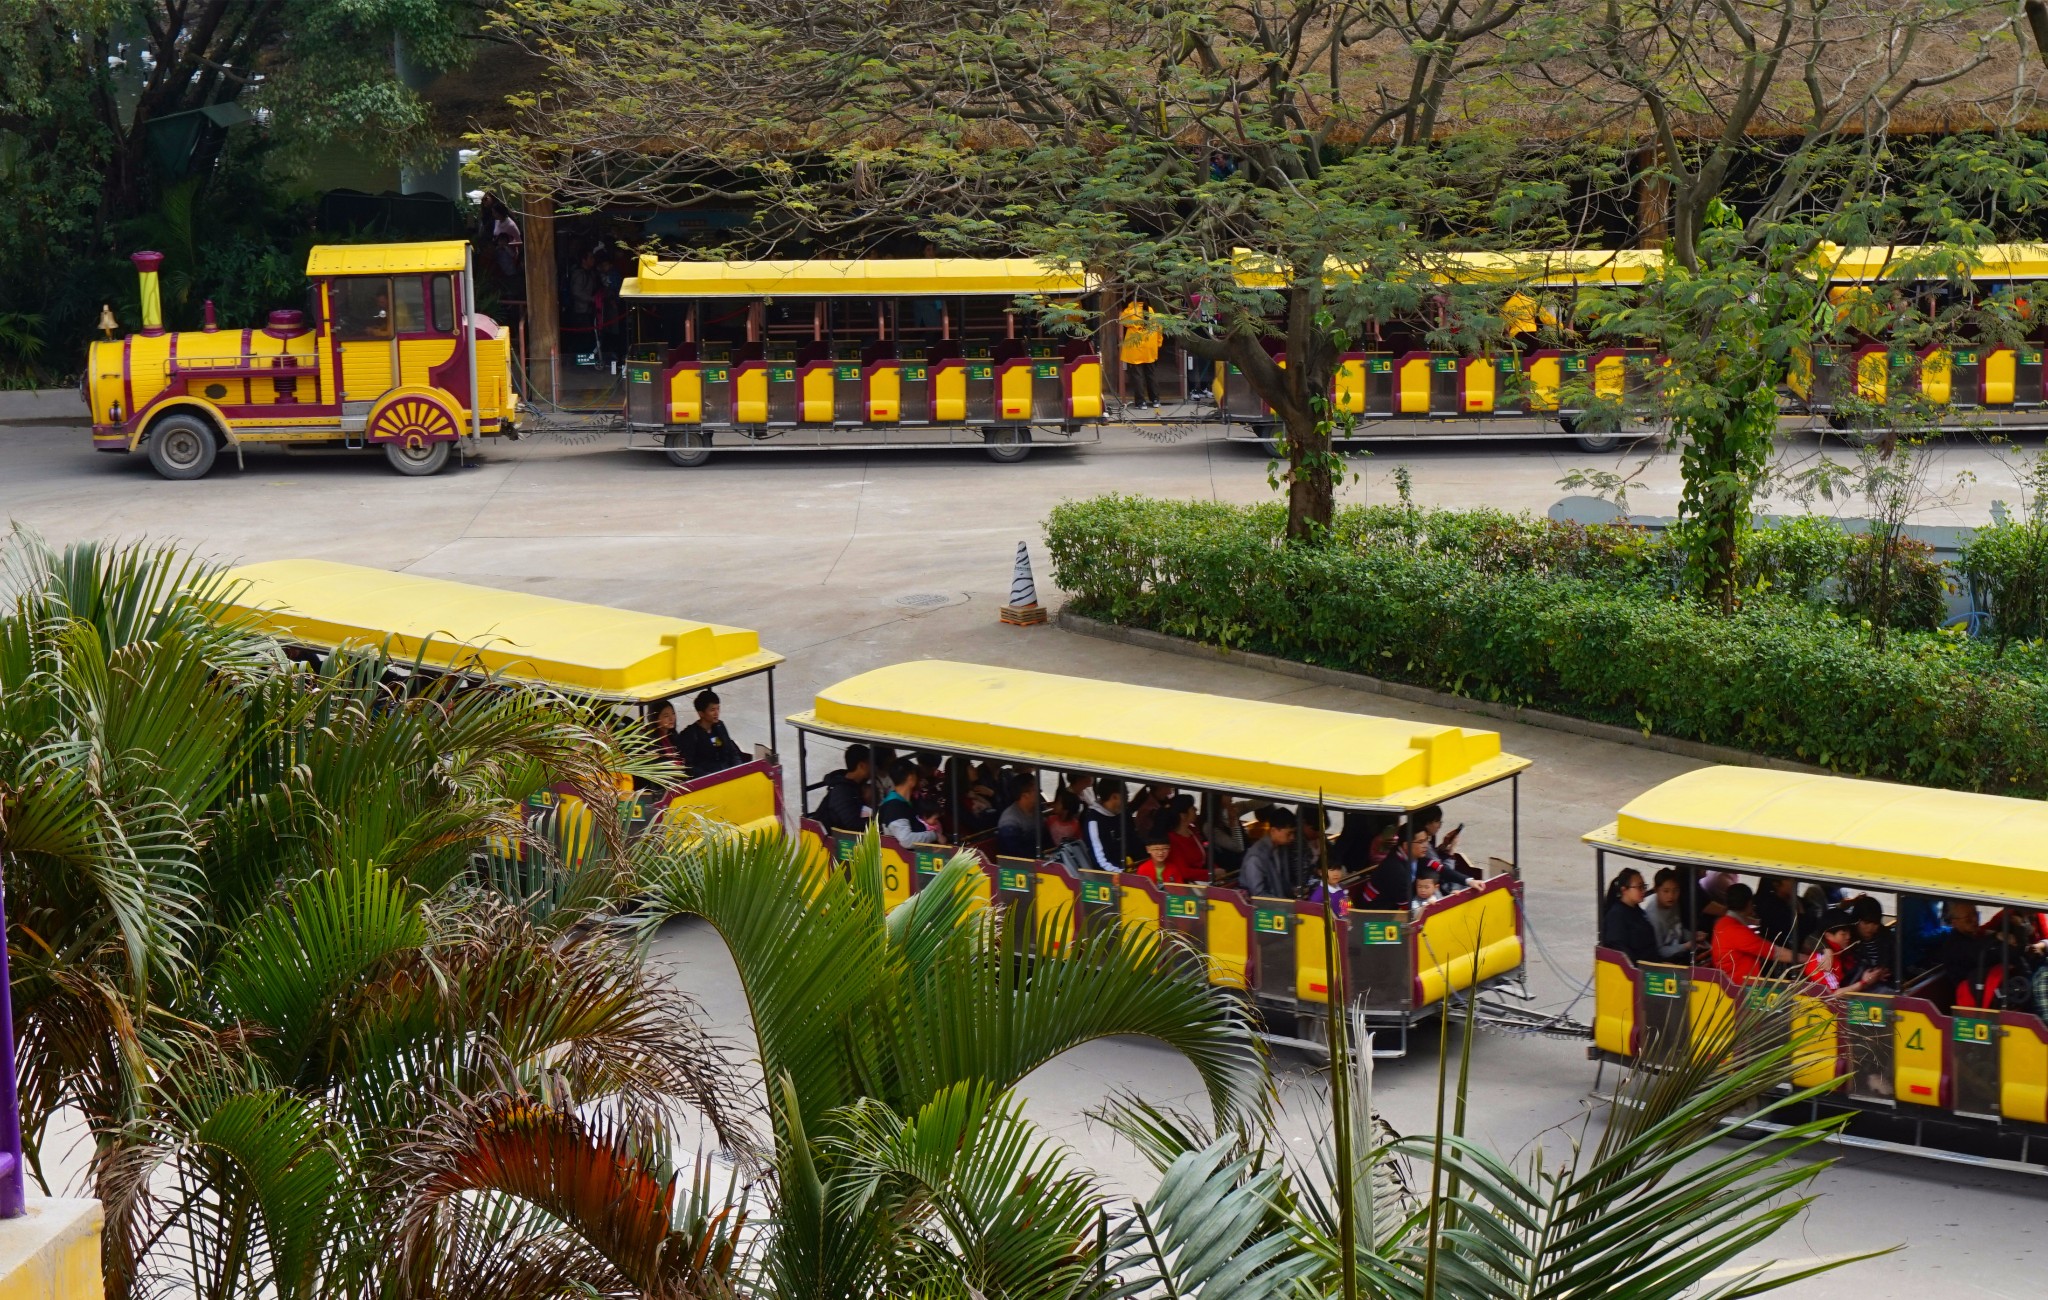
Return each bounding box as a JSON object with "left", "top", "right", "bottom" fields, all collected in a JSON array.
[{"left": 1055, "top": 608, "right": 1831, "bottom": 775}]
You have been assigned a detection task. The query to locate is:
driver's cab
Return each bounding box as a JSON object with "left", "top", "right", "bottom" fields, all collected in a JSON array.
[{"left": 324, "top": 267, "right": 464, "bottom": 417}]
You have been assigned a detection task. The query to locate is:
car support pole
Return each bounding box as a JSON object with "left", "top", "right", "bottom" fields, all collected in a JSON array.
[
  {"left": 1511, "top": 773, "right": 1521, "bottom": 880},
  {"left": 463, "top": 246, "right": 482, "bottom": 445}
]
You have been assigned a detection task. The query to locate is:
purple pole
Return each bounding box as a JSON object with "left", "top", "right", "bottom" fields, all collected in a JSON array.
[{"left": 0, "top": 875, "right": 25, "bottom": 1218}]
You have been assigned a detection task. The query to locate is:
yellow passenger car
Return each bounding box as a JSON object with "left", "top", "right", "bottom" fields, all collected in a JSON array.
[
  {"left": 1215, "top": 249, "right": 1663, "bottom": 453},
  {"left": 788, "top": 660, "right": 1531, "bottom": 1057},
  {"left": 1588, "top": 766, "right": 2048, "bottom": 1174},
  {"left": 619, "top": 257, "right": 1104, "bottom": 464},
  {"left": 212, "top": 559, "right": 786, "bottom": 837},
  {"left": 85, "top": 243, "right": 518, "bottom": 480},
  {"left": 1791, "top": 242, "right": 2048, "bottom": 426}
]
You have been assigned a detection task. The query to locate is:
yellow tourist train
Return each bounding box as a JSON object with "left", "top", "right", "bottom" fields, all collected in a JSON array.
[
  {"left": 82, "top": 239, "right": 2048, "bottom": 476},
  {"left": 197, "top": 557, "right": 2048, "bottom": 1169},
  {"left": 84, "top": 243, "right": 518, "bottom": 479},
  {"left": 618, "top": 257, "right": 1105, "bottom": 464},
  {"left": 1589, "top": 767, "right": 2048, "bottom": 1175}
]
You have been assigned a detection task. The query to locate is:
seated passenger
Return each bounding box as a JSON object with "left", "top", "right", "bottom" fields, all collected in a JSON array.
[
  {"left": 1410, "top": 869, "right": 1441, "bottom": 917},
  {"left": 644, "top": 701, "right": 685, "bottom": 773},
  {"left": 1337, "top": 813, "right": 1395, "bottom": 878},
  {"left": 811, "top": 743, "right": 873, "bottom": 831},
  {"left": 1696, "top": 869, "right": 1737, "bottom": 920},
  {"left": 1159, "top": 796, "right": 1209, "bottom": 884},
  {"left": 1080, "top": 778, "right": 1130, "bottom": 871},
  {"left": 913, "top": 751, "right": 945, "bottom": 820},
  {"left": 1043, "top": 786, "right": 1083, "bottom": 846},
  {"left": 1710, "top": 884, "right": 1796, "bottom": 986},
  {"left": 1940, "top": 902, "right": 1995, "bottom": 1009},
  {"left": 1293, "top": 803, "right": 1331, "bottom": 874},
  {"left": 1135, "top": 830, "right": 1174, "bottom": 882},
  {"left": 1305, "top": 859, "right": 1351, "bottom": 915},
  {"left": 1642, "top": 868, "right": 1700, "bottom": 962},
  {"left": 1754, "top": 875, "right": 1805, "bottom": 950},
  {"left": 1414, "top": 803, "right": 1476, "bottom": 888},
  {"left": 876, "top": 758, "right": 940, "bottom": 845},
  {"left": 1129, "top": 782, "right": 1175, "bottom": 835},
  {"left": 1805, "top": 909, "right": 1886, "bottom": 994},
  {"left": 1061, "top": 770, "right": 1091, "bottom": 807},
  {"left": 994, "top": 774, "right": 1042, "bottom": 857},
  {"left": 1202, "top": 794, "right": 1247, "bottom": 875},
  {"left": 1600, "top": 869, "right": 1660, "bottom": 965},
  {"left": 678, "top": 689, "right": 745, "bottom": 778},
  {"left": 1846, "top": 896, "right": 1894, "bottom": 991},
  {"left": 1236, "top": 806, "right": 1302, "bottom": 898},
  {"left": 1897, "top": 892, "right": 1950, "bottom": 975},
  {"left": 1362, "top": 825, "right": 1433, "bottom": 909}
]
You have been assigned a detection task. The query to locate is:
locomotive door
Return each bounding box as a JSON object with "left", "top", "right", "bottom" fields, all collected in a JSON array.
[{"left": 330, "top": 276, "right": 399, "bottom": 422}]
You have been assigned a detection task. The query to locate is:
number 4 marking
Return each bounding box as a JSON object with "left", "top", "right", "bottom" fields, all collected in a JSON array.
[{"left": 1905, "top": 1028, "right": 1924, "bottom": 1051}]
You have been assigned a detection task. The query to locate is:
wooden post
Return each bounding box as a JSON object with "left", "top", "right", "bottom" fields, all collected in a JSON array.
[{"left": 523, "top": 193, "right": 559, "bottom": 398}]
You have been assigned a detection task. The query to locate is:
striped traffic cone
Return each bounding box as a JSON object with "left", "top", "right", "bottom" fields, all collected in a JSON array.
[{"left": 1000, "top": 541, "right": 1048, "bottom": 626}]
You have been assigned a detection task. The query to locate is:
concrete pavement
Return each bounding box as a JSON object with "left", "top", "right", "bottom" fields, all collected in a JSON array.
[{"left": 4, "top": 414, "right": 2044, "bottom": 1295}]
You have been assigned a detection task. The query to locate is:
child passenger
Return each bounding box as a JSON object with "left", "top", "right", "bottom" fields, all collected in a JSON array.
[
  {"left": 1411, "top": 870, "right": 1441, "bottom": 918},
  {"left": 1304, "top": 860, "right": 1350, "bottom": 915}
]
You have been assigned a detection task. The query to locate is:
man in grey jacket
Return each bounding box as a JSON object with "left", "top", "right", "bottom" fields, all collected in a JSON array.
[{"left": 1236, "top": 807, "right": 1302, "bottom": 899}]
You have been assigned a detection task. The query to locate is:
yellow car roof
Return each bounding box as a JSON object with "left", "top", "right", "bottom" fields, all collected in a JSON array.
[
  {"left": 1585, "top": 766, "right": 2048, "bottom": 907},
  {"left": 791, "top": 660, "right": 1528, "bottom": 811},
  {"left": 622, "top": 256, "right": 1093, "bottom": 299},
  {"left": 217, "top": 560, "right": 780, "bottom": 703},
  {"left": 306, "top": 242, "right": 470, "bottom": 276}
]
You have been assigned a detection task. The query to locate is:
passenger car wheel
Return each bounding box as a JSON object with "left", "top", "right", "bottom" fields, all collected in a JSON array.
[
  {"left": 665, "top": 430, "right": 712, "bottom": 467},
  {"left": 984, "top": 427, "right": 1034, "bottom": 463}
]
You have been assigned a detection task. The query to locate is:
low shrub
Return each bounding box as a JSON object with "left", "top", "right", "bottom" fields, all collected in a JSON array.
[
  {"left": 1045, "top": 496, "right": 2048, "bottom": 795},
  {"left": 1839, "top": 533, "right": 1950, "bottom": 633},
  {"left": 1959, "top": 518, "right": 2048, "bottom": 644}
]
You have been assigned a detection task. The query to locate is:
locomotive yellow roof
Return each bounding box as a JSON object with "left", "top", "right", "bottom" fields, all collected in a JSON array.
[
  {"left": 622, "top": 256, "right": 1094, "bottom": 299},
  {"left": 216, "top": 559, "right": 779, "bottom": 702},
  {"left": 1584, "top": 766, "right": 2048, "bottom": 908},
  {"left": 305, "top": 242, "right": 470, "bottom": 276},
  {"left": 791, "top": 660, "right": 1528, "bottom": 810}
]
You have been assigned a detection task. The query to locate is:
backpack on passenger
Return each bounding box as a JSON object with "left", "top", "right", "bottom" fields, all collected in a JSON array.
[{"left": 1050, "top": 837, "right": 1097, "bottom": 877}]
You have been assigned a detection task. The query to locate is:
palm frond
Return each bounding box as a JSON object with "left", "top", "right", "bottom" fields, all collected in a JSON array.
[
  {"left": 1110, "top": 1135, "right": 1321, "bottom": 1300},
  {"left": 829, "top": 1081, "right": 1105, "bottom": 1300}
]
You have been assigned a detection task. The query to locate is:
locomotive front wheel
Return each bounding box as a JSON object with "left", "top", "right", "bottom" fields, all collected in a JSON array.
[{"left": 145, "top": 413, "right": 219, "bottom": 480}]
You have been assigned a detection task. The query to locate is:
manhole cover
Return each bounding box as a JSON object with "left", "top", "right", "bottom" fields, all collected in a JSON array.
[{"left": 896, "top": 593, "right": 953, "bottom": 608}]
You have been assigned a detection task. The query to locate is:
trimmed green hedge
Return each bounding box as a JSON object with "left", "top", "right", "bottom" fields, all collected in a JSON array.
[{"left": 1045, "top": 496, "right": 2048, "bottom": 796}]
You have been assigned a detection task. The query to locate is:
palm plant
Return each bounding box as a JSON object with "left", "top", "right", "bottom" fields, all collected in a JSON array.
[
  {"left": 1102, "top": 998, "right": 1892, "bottom": 1300},
  {"left": 1, "top": 532, "right": 738, "bottom": 1298},
  {"left": 419, "top": 825, "right": 1269, "bottom": 1300}
]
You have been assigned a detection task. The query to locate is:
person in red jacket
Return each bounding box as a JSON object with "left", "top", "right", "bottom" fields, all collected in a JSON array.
[
  {"left": 1711, "top": 883, "right": 1796, "bottom": 985},
  {"left": 1805, "top": 909, "right": 1886, "bottom": 994}
]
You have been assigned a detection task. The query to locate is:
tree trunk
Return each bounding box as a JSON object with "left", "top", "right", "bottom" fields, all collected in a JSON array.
[
  {"left": 523, "top": 194, "right": 560, "bottom": 399},
  {"left": 1284, "top": 401, "right": 1335, "bottom": 540}
]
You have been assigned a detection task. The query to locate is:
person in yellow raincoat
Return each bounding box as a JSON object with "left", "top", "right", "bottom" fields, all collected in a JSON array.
[{"left": 1120, "top": 300, "right": 1163, "bottom": 408}]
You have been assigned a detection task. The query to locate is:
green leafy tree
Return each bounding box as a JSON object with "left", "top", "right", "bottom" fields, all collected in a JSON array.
[
  {"left": 482, "top": 0, "right": 1602, "bottom": 540},
  {"left": 1558, "top": 0, "right": 2031, "bottom": 608},
  {"left": 0, "top": 1, "right": 487, "bottom": 378}
]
